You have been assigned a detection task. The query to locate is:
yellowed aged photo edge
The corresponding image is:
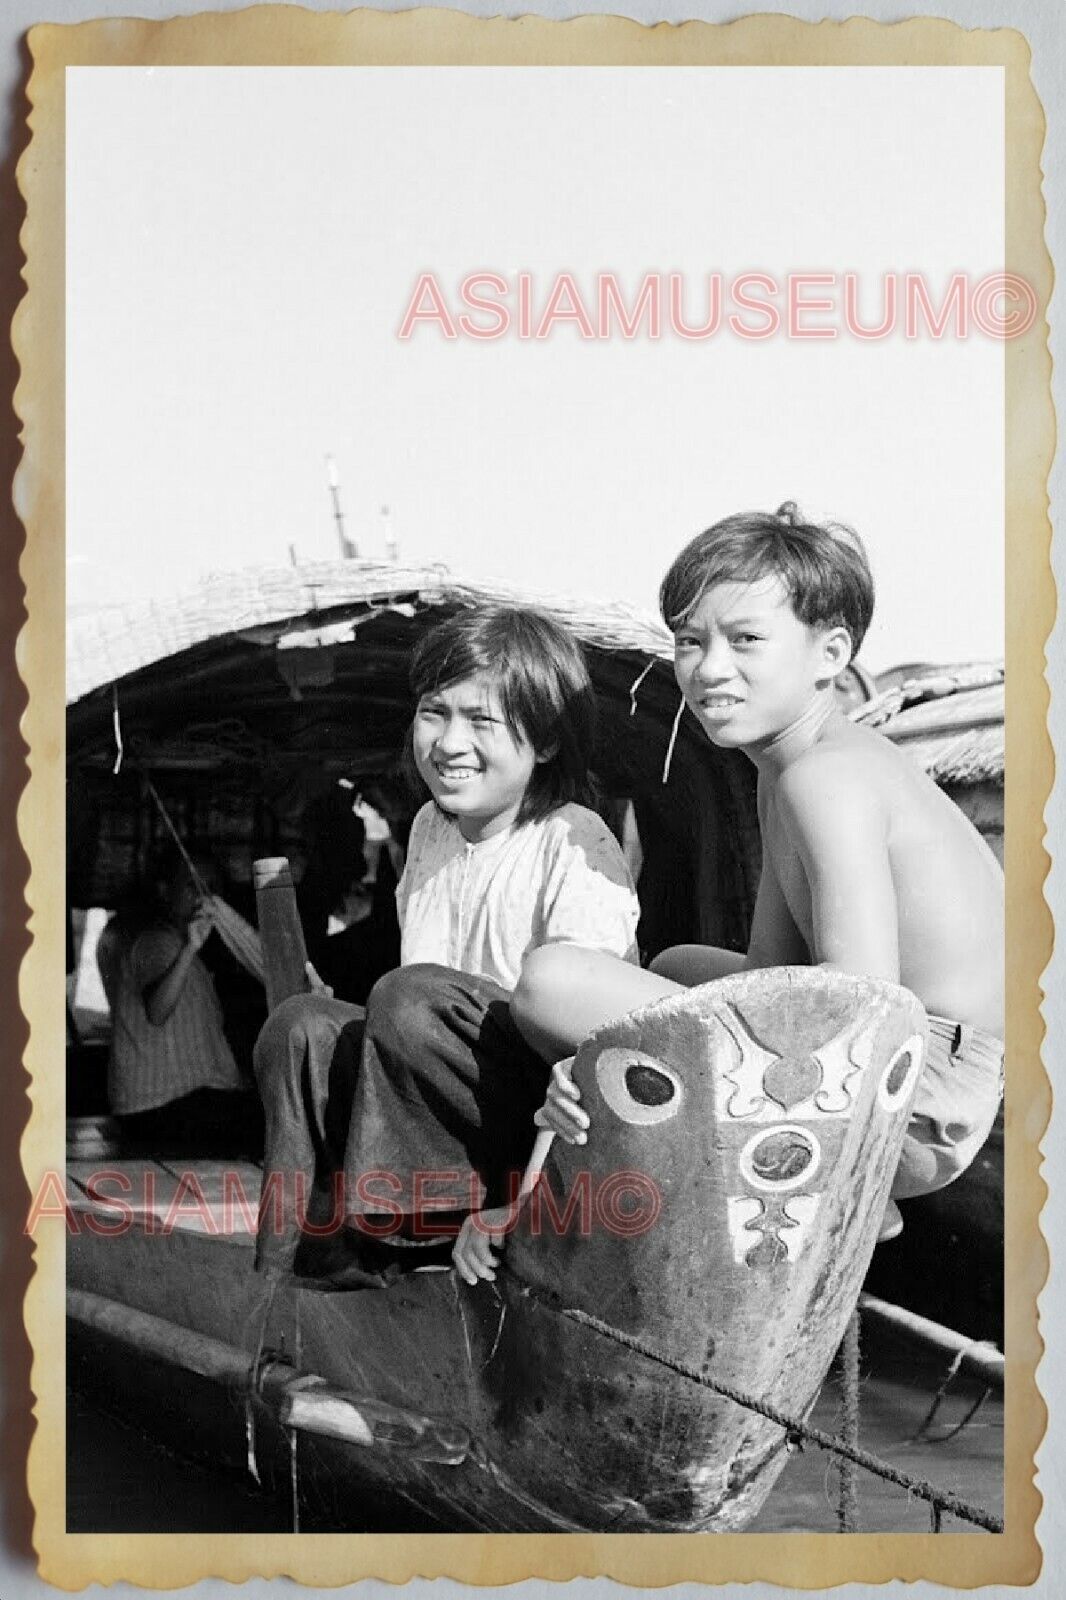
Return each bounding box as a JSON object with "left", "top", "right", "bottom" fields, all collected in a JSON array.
[{"left": 14, "top": 7, "right": 1053, "bottom": 1587}]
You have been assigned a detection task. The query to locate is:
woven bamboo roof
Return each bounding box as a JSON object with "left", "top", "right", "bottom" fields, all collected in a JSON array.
[
  {"left": 67, "top": 559, "right": 1003, "bottom": 787},
  {"left": 67, "top": 560, "right": 673, "bottom": 707}
]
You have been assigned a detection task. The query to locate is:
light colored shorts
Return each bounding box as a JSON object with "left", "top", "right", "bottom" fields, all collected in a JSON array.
[{"left": 891, "top": 1014, "right": 1004, "bottom": 1199}]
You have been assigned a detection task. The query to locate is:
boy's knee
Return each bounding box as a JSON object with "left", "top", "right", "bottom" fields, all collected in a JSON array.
[
  {"left": 649, "top": 946, "right": 688, "bottom": 982},
  {"left": 890, "top": 1139, "right": 948, "bottom": 1199},
  {"left": 891, "top": 1105, "right": 999, "bottom": 1199},
  {"left": 891, "top": 1143, "right": 968, "bottom": 1199}
]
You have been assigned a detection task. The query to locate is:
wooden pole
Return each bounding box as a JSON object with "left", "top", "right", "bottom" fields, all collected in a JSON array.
[
  {"left": 253, "top": 856, "right": 309, "bottom": 1012},
  {"left": 857, "top": 1293, "right": 1003, "bottom": 1390},
  {"left": 68, "top": 1287, "right": 472, "bottom": 1462},
  {"left": 69, "top": 1287, "right": 255, "bottom": 1387},
  {"left": 325, "top": 455, "right": 358, "bottom": 559}
]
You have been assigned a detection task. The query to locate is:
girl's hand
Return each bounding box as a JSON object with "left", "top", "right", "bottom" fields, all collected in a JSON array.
[
  {"left": 304, "top": 960, "right": 334, "bottom": 999},
  {"left": 452, "top": 1205, "right": 517, "bottom": 1285},
  {"left": 533, "top": 1056, "right": 588, "bottom": 1145}
]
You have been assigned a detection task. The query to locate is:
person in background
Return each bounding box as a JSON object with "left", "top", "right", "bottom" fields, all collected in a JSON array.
[
  {"left": 97, "top": 847, "right": 262, "bottom": 1156},
  {"left": 297, "top": 789, "right": 400, "bottom": 1004}
]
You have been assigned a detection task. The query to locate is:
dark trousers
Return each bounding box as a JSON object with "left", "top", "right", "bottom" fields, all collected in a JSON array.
[
  {"left": 252, "top": 993, "right": 366, "bottom": 1272},
  {"left": 344, "top": 964, "right": 551, "bottom": 1226},
  {"left": 252, "top": 968, "right": 549, "bottom": 1269}
]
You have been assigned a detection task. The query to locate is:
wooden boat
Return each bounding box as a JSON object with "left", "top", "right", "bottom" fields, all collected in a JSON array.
[
  {"left": 68, "top": 964, "right": 927, "bottom": 1532},
  {"left": 64, "top": 561, "right": 1004, "bottom": 1524}
]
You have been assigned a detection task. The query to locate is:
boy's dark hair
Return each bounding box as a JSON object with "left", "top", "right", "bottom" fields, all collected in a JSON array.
[
  {"left": 408, "top": 605, "right": 597, "bottom": 824},
  {"left": 659, "top": 501, "right": 874, "bottom": 659}
]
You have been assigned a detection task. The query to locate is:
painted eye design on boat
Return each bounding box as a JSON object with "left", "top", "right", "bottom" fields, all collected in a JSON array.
[
  {"left": 877, "top": 1032, "right": 926, "bottom": 1112},
  {"left": 594, "top": 1047, "right": 683, "bottom": 1125},
  {"left": 738, "top": 1124, "right": 822, "bottom": 1192}
]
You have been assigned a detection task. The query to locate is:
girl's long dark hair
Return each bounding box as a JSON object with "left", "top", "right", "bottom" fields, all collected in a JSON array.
[{"left": 408, "top": 606, "right": 597, "bottom": 824}]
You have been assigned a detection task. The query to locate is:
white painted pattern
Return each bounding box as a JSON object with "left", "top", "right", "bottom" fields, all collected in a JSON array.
[
  {"left": 737, "top": 1124, "right": 823, "bottom": 1193},
  {"left": 726, "top": 1192, "right": 823, "bottom": 1266},
  {"left": 714, "top": 1004, "right": 886, "bottom": 1123},
  {"left": 877, "top": 1032, "right": 927, "bottom": 1113},
  {"left": 594, "top": 1047, "right": 684, "bottom": 1126}
]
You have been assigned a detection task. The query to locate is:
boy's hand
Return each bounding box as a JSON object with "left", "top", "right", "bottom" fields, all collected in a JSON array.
[
  {"left": 452, "top": 1205, "right": 516, "bottom": 1285},
  {"left": 304, "top": 960, "right": 334, "bottom": 999},
  {"left": 533, "top": 1056, "right": 588, "bottom": 1145}
]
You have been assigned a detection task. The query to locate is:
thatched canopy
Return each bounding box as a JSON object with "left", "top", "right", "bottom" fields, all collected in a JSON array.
[
  {"left": 67, "top": 561, "right": 1002, "bottom": 955},
  {"left": 68, "top": 562, "right": 676, "bottom": 770}
]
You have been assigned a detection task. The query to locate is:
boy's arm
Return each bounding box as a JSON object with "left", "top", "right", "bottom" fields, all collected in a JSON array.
[
  {"left": 775, "top": 757, "right": 899, "bottom": 983},
  {"left": 650, "top": 855, "right": 807, "bottom": 983},
  {"left": 745, "top": 847, "right": 812, "bottom": 969}
]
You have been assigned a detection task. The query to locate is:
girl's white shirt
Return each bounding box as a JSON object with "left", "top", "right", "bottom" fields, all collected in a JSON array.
[{"left": 397, "top": 801, "right": 640, "bottom": 991}]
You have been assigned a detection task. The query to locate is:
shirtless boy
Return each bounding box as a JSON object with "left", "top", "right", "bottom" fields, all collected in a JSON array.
[{"left": 453, "top": 501, "right": 1005, "bottom": 1283}]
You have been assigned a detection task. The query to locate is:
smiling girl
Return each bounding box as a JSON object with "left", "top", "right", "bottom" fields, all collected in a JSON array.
[
  {"left": 255, "top": 605, "right": 639, "bottom": 1281},
  {"left": 337, "top": 608, "right": 639, "bottom": 1247},
  {"left": 394, "top": 607, "right": 637, "bottom": 985}
]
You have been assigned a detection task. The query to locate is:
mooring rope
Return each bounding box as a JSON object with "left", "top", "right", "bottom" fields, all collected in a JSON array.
[
  {"left": 289, "top": 1298, "right": 303, "bottom": 1534},
  {"left": 550, "top": 1300, "right": 1002, "bottom": 1533},
  {"left": 912, "top": 1342, "right": 995, "bottom": 1445},
  {"left": 837, "top": 1308, "right": 861, "bottom": 1532},
  {"left": 245, "top": 1274, "right": 285, "bottom": 1489}
]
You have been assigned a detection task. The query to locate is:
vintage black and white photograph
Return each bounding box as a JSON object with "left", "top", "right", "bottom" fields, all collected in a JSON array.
[{"left": 26, "top": 10, "right": 1049, "bottom": 1579}]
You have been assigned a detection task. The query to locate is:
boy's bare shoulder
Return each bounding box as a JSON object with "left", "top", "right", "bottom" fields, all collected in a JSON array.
[{"left": 774, "top": 723, "right": 889, "bottom": 807}]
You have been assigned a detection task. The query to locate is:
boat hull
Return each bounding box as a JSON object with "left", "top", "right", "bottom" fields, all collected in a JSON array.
[{"left": 68, "top": 966, "right": 928, "bottom": 1532}]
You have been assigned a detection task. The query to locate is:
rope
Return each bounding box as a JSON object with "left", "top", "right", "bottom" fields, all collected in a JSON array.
[
  {"left": 661, "top": 694, "right": 685, "bottom": 784},
  {"left": 143, "top": 776, "right": 210, "bottom": 898},
  {"left": 548, "top": 1299, "right": 1002, "bottom": 1533},
  {"left": 912, "top": 1342, "right": 996, "bottom": 1444},
  {"left": 837, "top": 1308, "right": 861, "bottom": 1531},
  {"left": 289, "top": 1298, "right": 303, "bottom": 1533},
  {"left": 111, "top": 684, "right": 125, "bottom": 774},
  {"left": 245, "top": 1275, "right": 284, "bottom": 1488},
  {"left": 627, "top": 658, "right": 657, "bottom": 716},
  {"left": 142, "top": 776, "right": 264, "bottom": 982},
  {"left": 289, "top": 1425, "right": 300, "bottom": 1533}
]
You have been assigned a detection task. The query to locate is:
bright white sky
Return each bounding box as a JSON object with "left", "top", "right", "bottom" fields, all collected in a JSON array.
[{"left": 66, "top": 66, "right": 1004, "bottom": 672}]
